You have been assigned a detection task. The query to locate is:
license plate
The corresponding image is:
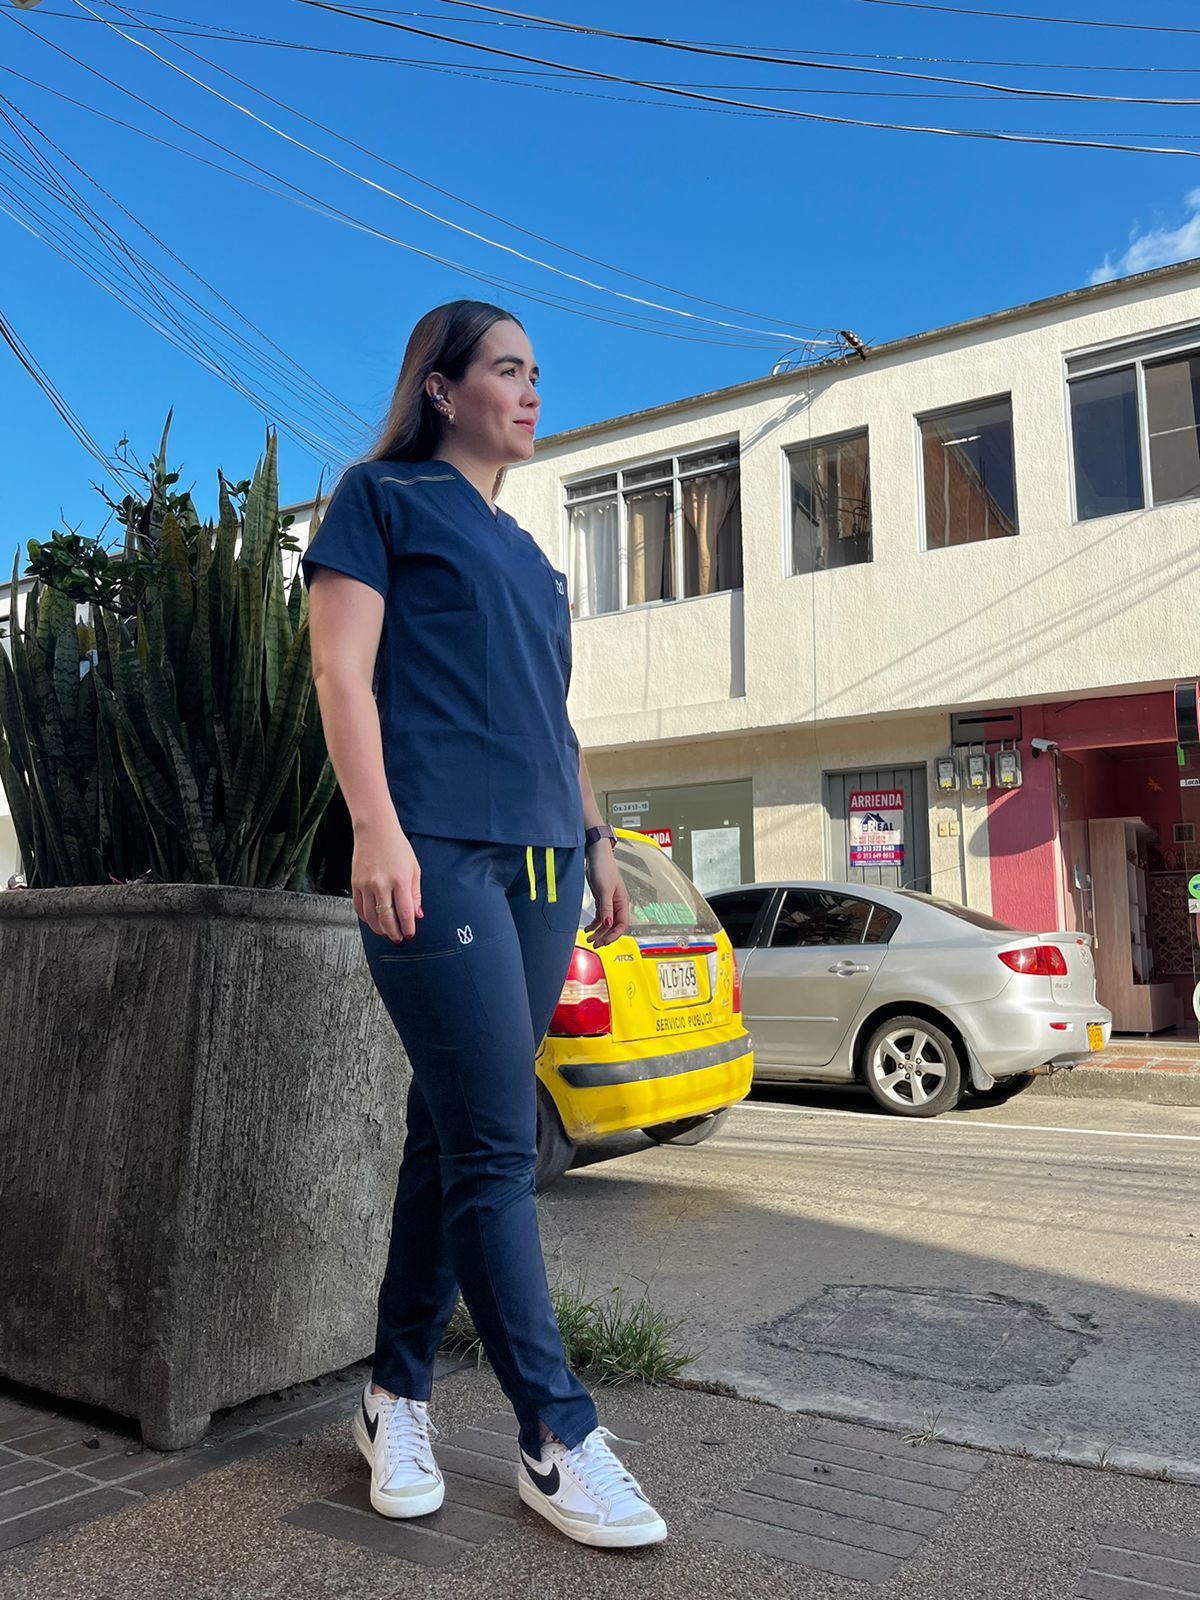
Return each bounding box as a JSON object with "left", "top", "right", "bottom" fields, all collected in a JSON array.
[
  {"left": 1087, "top": 1023, "right": 1105, "bottom": 1052},
  {"left": 657, "top": 959, "right": 699, "bottom": 1003}
]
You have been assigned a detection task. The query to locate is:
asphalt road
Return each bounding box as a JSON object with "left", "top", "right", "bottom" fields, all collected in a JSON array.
[{"left": 538, "top": 1085, "right": 1200, "bottom": 1480}]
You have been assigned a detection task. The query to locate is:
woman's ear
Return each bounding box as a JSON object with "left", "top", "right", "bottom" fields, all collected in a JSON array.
[{"left": 426, "top": 372, "right": 455, "bottom": 424}]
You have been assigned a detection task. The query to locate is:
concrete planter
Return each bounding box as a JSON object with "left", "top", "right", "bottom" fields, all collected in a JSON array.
[{"left": 0, "top": 885, "right": 408, "bottom": 1450}]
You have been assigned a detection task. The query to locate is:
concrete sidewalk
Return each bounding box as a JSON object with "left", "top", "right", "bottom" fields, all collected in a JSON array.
[{"left": 1, "top": 1362, "right": 1197, "bottom": 1600}]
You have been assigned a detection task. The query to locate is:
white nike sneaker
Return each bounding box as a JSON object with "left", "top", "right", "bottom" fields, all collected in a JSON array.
[
  {"left": 518, "top": 1425, "right": 668, "bottom": 1548},
  {"left": 351, "top": 1383, "right": 444, "bottom": 1519}
]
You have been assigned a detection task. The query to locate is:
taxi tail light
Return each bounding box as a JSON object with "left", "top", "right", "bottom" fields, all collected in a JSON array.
[
  {"left": 549, "top": 945, "right": 611, "bottom": 1037},
  {"left": 999, "top": 945, "right": 1068, "bottom": 977},
  {"left": 731, "top": 951, "right": 742, "bottom": 1014}
]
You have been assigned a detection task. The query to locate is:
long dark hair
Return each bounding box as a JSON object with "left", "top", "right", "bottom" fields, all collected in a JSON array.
[{"left": 366, "top": 299, "right": 524, "bottom": 464}]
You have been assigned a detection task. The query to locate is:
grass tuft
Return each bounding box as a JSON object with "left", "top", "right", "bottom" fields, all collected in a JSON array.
[
  {"left": 441, "top": 1272, "right": 694, "bottom": 1387},
  {"left": 903, "top": 1408, "right": 945, "bottom": 1446}
]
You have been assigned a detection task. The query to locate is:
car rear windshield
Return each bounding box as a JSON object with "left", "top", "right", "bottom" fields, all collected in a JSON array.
[
  {"left": 579, "top": 837, "right": 721, "bottom": 938},
  {"left": 896, "top": 891, "right": 1020, "bottom": 934}
]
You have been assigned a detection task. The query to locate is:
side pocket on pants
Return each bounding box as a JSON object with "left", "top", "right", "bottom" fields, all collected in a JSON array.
[{"left": 369, "top": 944, "right": 488, "bottom": 1052}]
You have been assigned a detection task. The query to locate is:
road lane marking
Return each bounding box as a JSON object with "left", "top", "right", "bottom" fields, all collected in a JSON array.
[{"left": 733, "top": 1102, "right": 1200, "bottom": 1143}]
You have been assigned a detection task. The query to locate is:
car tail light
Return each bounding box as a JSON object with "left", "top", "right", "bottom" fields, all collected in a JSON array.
[
  {"left": 549, "top": 945, "right": 611, "bottom": 1037},
  {"left": 731, "top": 951, "right": 742, "bottom": 1015},
  {"left": 999, "top": 945, "right": 1069, "bottom": 977}
]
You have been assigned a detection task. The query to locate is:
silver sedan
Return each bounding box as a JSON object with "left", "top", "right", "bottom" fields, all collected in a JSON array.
[{"left": 706, "top": 881, "right": 1113, "bottom": 1117}]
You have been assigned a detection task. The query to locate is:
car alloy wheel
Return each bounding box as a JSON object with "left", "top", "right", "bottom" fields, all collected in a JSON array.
[{"left": 862, "top": 1015, "right": 962, "bottom": 1117}]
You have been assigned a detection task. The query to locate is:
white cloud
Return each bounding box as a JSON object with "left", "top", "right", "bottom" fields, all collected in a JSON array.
[{"left": 1091, "top": 190, "right": 1200, "bottom": 284}]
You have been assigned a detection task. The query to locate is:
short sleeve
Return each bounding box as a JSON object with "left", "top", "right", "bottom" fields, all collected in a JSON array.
[{"left": 300, "top": 465, "right": 390, "bottom": 597}]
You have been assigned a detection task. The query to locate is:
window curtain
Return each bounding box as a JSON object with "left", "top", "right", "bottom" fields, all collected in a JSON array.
[
  {"left": 681, "top": 470, "right": 741, "bottom": 596},
  {"left": 626, "top": 487, "right": 672, "bottom": 604},
  {"left": 568, "top": 500, "right": 619, "bottom": 618}
]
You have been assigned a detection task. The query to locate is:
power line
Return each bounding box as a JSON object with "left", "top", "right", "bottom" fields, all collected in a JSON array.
[
  {"left": 420, "top": 0, "right": 1200, "bottom": 107},
  {"left": 0, "top": 301, "right": 136, "bottom": 494},
  {"left": 38, "top": 5, "right": 1200, "bottom": 76},
  {"left": 334, "top": 47, "right": 1200, "bottom": 139},
  {"left": 72, "top": 3, "right": 831, "bottom": 341},
  {"left": 0, "top": 92, "right": 368, "bottom": 445},
  {"left": 67, "top": 0, "right": 831, "bottom": 346},
  {"left": 0, "top": 28, "right": 804, "bottom": 354},
  {"left": 288, "top": 0, "right": 1200, "bottom": 159},
  {"left": 0, "top": 98, "right": 365, "bottom": 461},
  {"left": 853, "top": 0, "right": 1200, "bottom": 33},
  {"left": 0, "top": 151, "right": 353, "bottom": 463},
  {"left": 29, "top": 7, "right": 1200, "bottom": 100}
]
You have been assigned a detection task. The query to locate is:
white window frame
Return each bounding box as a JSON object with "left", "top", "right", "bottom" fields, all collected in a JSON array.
[
  {"left": 915, "top": 392, "right": 1018, "bottom": 552},
  {"left": 562, "top": 440, "right": 741, "bottom": 617},
  {"left": 1064, "top": 324, "right": 1200, "bottom": 523}
]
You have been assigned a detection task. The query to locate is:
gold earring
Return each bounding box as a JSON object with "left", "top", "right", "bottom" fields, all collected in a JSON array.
[{"left": 437, "top": 398, "right": 455, "bottom": 424}]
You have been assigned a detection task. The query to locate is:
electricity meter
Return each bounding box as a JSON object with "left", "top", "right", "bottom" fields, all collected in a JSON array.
[
  {"left": 966, "top": 750, "right": 991, "bottom": 791},
  {"left": 936, "top": 756, "right": 959, "bottom": 793},
  {"left": 995, "top": 748, "right": 1023, "bottom": 789}
]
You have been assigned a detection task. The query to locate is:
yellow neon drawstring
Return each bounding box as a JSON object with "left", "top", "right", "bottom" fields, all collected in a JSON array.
[{"left": 523, "top": 845, "right": 558, "bottom": 903}]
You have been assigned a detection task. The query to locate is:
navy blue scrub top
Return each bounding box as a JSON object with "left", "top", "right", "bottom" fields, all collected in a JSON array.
[{"left": 300, "top": 458, "right": 583, "bottom": 849}]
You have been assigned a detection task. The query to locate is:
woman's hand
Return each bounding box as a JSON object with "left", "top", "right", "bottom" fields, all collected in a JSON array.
[
  {"left": 584, "top": 842, "right": 630, "bottom": 948},
  {"left": 352, "top": 818, "right": 423, "bottom": 943}
]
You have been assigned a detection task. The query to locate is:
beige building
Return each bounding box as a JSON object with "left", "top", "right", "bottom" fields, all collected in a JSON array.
[
  {"left": 493, "top": 260, "right": 1200, "bottom": 933},
  {"left": 508, "top": 262, "right": 1200, "bottom": 1029}
]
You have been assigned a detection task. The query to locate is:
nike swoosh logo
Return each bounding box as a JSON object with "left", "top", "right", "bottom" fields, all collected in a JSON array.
[
  {"left": 525, "top": 1459, "right": 560, "bottom": 1496},
  {"left": 361, "top": 1396, "right": 379, "bottom": 1444}
]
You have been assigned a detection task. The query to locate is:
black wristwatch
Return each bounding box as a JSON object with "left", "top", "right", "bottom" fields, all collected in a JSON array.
[{"left": 584, "top": 824, "right": 616, "bottom": 849}]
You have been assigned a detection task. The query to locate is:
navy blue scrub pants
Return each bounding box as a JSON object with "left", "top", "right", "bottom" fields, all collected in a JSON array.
[{"left": 359, "top": 832, "right": 598, "bottom": 1459}]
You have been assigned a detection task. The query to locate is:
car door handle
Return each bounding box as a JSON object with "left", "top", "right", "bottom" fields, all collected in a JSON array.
[{"left": 829, "top": 960, "right": 869, "bottom": 975}]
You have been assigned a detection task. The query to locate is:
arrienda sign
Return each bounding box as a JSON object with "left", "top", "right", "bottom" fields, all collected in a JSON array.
[{"left": 848, "top": 790, "right": 905, "bottom": 867}]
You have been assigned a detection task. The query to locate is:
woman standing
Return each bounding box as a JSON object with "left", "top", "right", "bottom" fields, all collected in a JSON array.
[{"left": 302, "top": 301, "right": 667, "bottom": 1549}]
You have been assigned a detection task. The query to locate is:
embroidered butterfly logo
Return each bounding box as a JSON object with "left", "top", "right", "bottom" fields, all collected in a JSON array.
[
  {"left": 554, "top": 578, "right": 565, "bottom": 595},
  {"left": 457, "top": 925, "right": 473, "bottom": 945}
]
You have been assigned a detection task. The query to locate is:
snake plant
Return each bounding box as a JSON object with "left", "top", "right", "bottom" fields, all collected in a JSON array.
[{"left": 0, "top": 426, "right": 339, "bottom": 890}]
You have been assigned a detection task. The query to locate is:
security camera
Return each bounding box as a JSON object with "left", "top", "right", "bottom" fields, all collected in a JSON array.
[{"left": 1030, "top": 738, "right": 1059, "bottom": 757}]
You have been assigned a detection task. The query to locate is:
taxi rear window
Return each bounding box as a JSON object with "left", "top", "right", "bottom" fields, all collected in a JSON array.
[{"left": 579, "top": 836, "right": 721, "bottom": 937}]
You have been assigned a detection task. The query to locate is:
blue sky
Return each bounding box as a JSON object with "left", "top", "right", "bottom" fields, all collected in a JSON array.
[{"left": 3, "top": 0, "right": 1200, "bottom": 576}]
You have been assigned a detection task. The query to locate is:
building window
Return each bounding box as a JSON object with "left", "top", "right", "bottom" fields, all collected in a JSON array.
[
  {"left": 564, "top": 444, "right": 741, "bottom": 618},
  {"left": 919, "top": 397, "right": 1018, "bottom": 549},
  {"left": 1068, "top": 329, "right": 1200, "bottom": 520},
  {"left": 787, "top": 432, "right": 871, "bottom": 575},
  {"left": 1069, "top": 367, "right": 1143, "bottom": 520},
  {"left": 1145, "top": 352, "right": 1200, "bottom": 505}
]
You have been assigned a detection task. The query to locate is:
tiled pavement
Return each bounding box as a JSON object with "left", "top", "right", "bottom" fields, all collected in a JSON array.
[
  {"left": 0, "top": 1356, "right": 465, "bottom": 1558},
  {"left": 2, "top": 1361, "right": 1199, "bottom": 1598},
  {"left": 690, "top": 1416, "right": 987, "bottom": 1583},
  {"left": 1075, "top": 1526, "right": 1200, "bottom": 1598}
]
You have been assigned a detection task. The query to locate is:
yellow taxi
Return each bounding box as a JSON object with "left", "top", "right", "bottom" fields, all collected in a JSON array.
[{"left": 533, "top": 828, "right": 754, "bottom": 1188}]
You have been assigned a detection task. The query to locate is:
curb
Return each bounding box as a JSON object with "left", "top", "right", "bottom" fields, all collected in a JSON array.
[
  {"left": 1025, "top": 1066, "right": 1200, "bottom": 1108},
  {"left": 697, "top": 1371, "right": 1200, "bottom": 1488}
]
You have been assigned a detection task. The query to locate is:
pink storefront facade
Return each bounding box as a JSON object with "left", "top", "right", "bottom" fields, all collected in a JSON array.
[{"left": 985, "top": 689, "right": 1200, "bottom": 1034}]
